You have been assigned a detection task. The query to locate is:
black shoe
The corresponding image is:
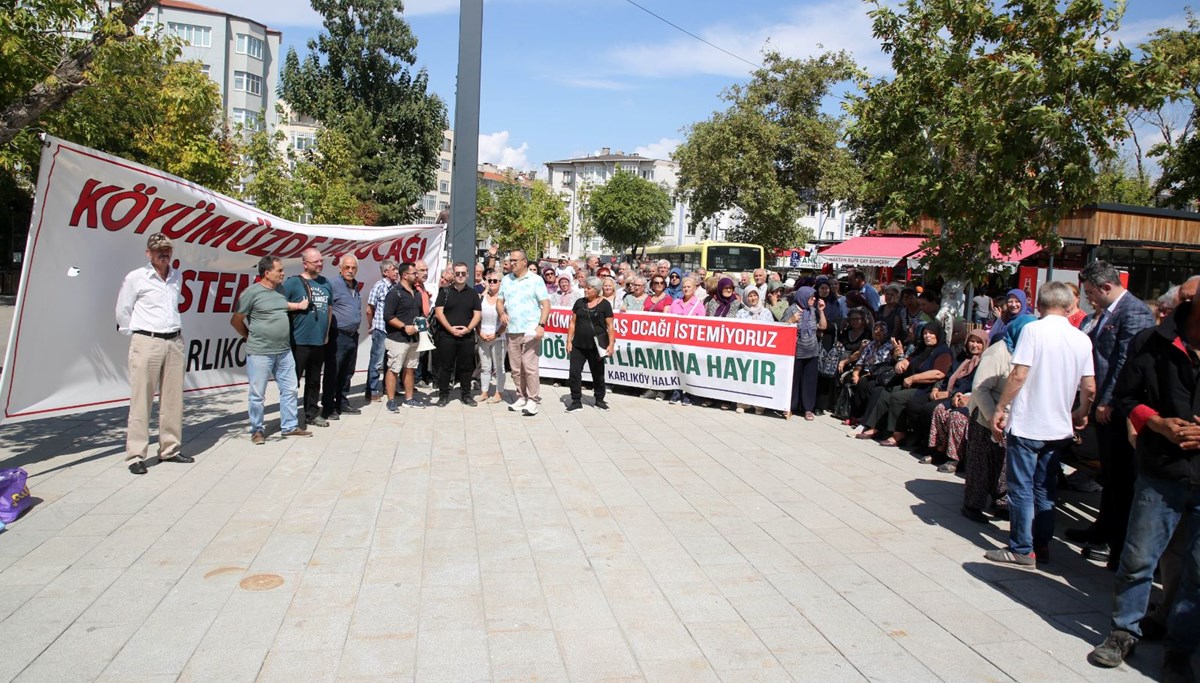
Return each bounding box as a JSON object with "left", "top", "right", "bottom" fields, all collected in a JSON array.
[
  {"left": 1082, "top": 542, "right": 1111, "bottom": 562},
  {"left": 326, "top": 412, "right": 341, "bottom": 421},
  {"left": 1089, "top": 629, "right": 1137, "bottom": 668},
  {"left": 594, "top": 399, "right": 610, "bottom": 411},
  {"left": 436, "top": 396, "right": 452, "bottom": 407},
  {"left": 565, "top": 402, "right": 583, "bottom": 413},
  {"left": 129, "top": 461, "right": 147, "bottom": 475},
  {"left": 461, "top": 396, "right": 478, "bottom": 407},
  {"left": 339, "top": 405, "right": 362, "bottom": 415},
  {"left": 160, "top": 454, "right": 194, "bottom": 464},
  {"left": 1066, "top": 526, "right": 1103, "bottom": 544},
  {"left": 961, "top": 506, "right": 988, "bottom": 523},
  {"left": 1163, "top": 650, "right": 1196, "bottom": 683}
]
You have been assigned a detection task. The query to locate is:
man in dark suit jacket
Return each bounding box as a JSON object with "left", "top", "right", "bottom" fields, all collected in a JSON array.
[{"left": 1067, "top": 260, "right": 1155, "bottom": 566}]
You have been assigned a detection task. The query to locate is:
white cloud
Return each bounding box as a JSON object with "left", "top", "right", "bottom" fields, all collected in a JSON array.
[
  {"left": 479, "top": 131, "right": 533, "bottom": 171},
  {"left": 548, "top": 76, "right": 633, "bottom": 91},
  {"left": 604, "top": 1, "right": 889, "bottom": 79},
  {"left": 1111, "top": 13, "right": 1190, "bottom": 49},
  {"left": 635, "top": 137, "right": 681, "bottom": 160}
]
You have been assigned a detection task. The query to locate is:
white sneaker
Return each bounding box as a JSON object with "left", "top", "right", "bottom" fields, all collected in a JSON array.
[
  {"left": 522, "top": 401, "right": 540, "bottom": 416},
  {"left": 509, "top": 398, "right": 527, "bottom": 412}
]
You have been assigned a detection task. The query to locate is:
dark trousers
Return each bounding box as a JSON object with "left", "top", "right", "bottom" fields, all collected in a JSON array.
[
  {"left": 292, "top": 343, "right": 324, "bottom": 427},
  {"left": 1095, "top": 410, "right": 1138, "bottom": 559},
  {"left": 437, "top": 334, "right": 476, "bottom": 397},
  {"left": 790, "top": 356, "right": 819, "bottom": 414},
  {"left": 864, "top": 386, "right": 919, "bottom": 433},
  {"left": 569, "top": 346, "right": 606, "bottom": 403},
  {"left": 322, "top": 330, "right": 357, "bottom": 416},
  {"left": 906, "top": 392, "right": 941, "bottom": 446}
]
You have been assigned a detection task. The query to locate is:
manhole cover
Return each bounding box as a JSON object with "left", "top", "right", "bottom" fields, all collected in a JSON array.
[{"left": 239, "top": 574, "right": 284, "bottom": 591}]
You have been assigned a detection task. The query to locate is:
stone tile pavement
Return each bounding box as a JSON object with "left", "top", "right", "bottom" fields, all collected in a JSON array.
[{"left": 0, "top": 380, "right": 1177, "bottom": 681}]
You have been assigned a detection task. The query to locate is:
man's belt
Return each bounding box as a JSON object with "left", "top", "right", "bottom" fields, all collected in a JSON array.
[
  {"left": 338, "top": 328, "right": 359, "bottom": 336},
  {"left": 133, "top": 330, "right": 180, "bottom": 340}
]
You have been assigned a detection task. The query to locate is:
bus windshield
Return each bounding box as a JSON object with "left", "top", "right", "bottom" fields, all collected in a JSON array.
[{"left": 706, "top": 245, "right": 762, "bottom": 273}]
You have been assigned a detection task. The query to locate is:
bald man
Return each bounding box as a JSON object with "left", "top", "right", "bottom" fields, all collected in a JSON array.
[
  {"left": 284, "top": 248, "right": 332, "bottom": 429},
  {"left": 322, "top": 254, "right": 363, "bottom": 420}
]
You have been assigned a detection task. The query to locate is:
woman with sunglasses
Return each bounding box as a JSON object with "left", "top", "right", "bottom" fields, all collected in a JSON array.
[
  {"left": 477, "top": 268, "right": 507, "bottom": 404},
  {"left": 665, "top": 268, "right": 684, "bottom": 299},
  {"left": 621, "top": 276, "right": 648, "bottom": 312},
  {"left": 643, "top": 275, "right": 674, "bottom": 313}
]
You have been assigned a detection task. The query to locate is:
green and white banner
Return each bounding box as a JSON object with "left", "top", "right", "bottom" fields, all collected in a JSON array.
[{"left": 539, "top": 309, "right": 798, "bottom": 410}]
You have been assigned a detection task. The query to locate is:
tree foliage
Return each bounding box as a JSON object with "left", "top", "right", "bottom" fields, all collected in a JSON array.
[
  {"left": 847, "top": 0, "right": 1162, "bottom": 281},
  {"left": 673, "top": 50, "right": 860, "bottom": 250},
  {"left": 0, "top": 0, "right": 160, "bottom": 146},
  {"left": 477, "top": 179, "right": 568, "bottom": 257},
  {"left": 584, "top": 170, "right": 673, "bottom": 255},
  {"left": 280, "top": 0, "right": 447, "bottom": 225},
  {"left": 1142, "top": 13, "right": 1200, "bottom": 208},
  {"left": 2, "top": 18, "right": 235, "bottom": 194},
  {"left": 1093, "top": 155, "right": 1154, "bottom": 205}
]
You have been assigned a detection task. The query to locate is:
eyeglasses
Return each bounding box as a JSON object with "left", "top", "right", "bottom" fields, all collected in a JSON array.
[
  {"left": 454, "top": 271, "right": 468, "bottom": 276},
  {"left": 486, "top": 278, "right": 500, "bottom": 283},
  {"left": 651, "top": 280, "right": 665, "bottom": 285},
  {"left": 669, "top": 274, "right": 680, "bottom": 279}
]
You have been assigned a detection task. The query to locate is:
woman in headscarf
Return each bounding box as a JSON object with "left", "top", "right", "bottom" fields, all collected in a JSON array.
[
  {"left": 845, "top": 320, "right": 902, "bottom": 425},
  {"left": 664, "top": 267, "right": 684, "bottom": 299},
  {"left": 705, "top": 277, "right": 744, "bottom": 318},
  {"left": 855, "top": 322, "right": 953, "bottom": 445},
  {"left": 553, "top": 275, "right": 581, "bottom": 307},
  {"left": 783, "top": 286, "right": 827, "bottom": 420},
  {"left": 961, "top": 314, "right": 1036, "bottom": 522},
  {"left": 987, "top": 289, "right": 1032, "bottom": 344},
  {"left": 814, "top": 276, "right": 848, "bottom": 325},
  {"left": 923, "top": 328, "right": 989, "bottom": 472},
  {"left": 736, "top": 287, "right": 774, "bottom": 322},
  {"left": 766, "top": 281, "right": 789, "bottom": 321}
]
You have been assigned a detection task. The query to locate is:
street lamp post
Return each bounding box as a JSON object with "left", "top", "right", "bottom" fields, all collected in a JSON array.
[{"left": 449, "top": 0, "right": 483, "bottom": 285}]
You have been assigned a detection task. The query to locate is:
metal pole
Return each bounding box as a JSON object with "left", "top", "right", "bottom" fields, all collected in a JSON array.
[{"left": 450, "top": 0, "right": 483, "bottom": 286}]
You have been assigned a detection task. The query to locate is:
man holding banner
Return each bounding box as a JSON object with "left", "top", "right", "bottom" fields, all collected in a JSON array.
[
  {"left": 232, "top": 257, "right": 314, "bottom": 444},
  {"left": 115, "top": 233, "right": 188, "bottom": 475}
]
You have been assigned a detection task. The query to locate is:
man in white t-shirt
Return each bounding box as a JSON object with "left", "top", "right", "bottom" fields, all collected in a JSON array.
[{"left": 987, "top": 281, "right": 1096, "bottom": 568}]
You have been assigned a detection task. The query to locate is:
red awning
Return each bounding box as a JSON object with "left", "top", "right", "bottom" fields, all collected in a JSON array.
[
  {"left": 816, "top": 236, "right": 926, "bottom": 268},
  {"left": 992, "top": 240, "right": 1044, "bottom": 263}
]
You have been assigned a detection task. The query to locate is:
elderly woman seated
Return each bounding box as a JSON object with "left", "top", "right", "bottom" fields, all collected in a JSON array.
[{"left": 854, "top": 323, "right": 953, "bottom": 447}]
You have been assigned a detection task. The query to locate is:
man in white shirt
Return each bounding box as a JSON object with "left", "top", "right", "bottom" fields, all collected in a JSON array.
[
  {"left": 114, "top": 233, "right": 190, "bottom": 475},
  {"left": 988, "top": 281, "right": 1096, "bottom": 567}
]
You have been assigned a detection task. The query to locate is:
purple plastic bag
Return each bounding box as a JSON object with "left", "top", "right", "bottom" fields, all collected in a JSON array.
[{"left": 0, "top": 468, "right": 33, "bottom": 523}]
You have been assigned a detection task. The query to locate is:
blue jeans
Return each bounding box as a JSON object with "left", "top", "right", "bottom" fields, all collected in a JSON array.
[
  {"left": 1005, "top": 433, "right": 1070, "bottom": 555},
  {"left": 1110, "top": 474, "right": 1200, "bottom": 653},
  {"left": 246, "top": 351, "right": 298, "bottom": 434},
  {"left": 366, "top": 329, "right": 386, "bottom": 397}
]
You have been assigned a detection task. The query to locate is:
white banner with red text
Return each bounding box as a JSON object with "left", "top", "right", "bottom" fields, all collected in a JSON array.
[
  {"left": 538, "top": 310, "right": 798, "bottom": 411},
  {"left": 0, "top": 136, "right": 445, "bottom": 424}
]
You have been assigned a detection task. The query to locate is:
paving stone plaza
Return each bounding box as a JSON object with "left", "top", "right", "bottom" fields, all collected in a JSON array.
[{"left": 0, "top": 379, "right": 1176, "bottom": 681}]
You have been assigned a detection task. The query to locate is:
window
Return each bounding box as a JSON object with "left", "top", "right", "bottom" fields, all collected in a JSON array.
[
  {"left": 234, "top": 71, "right": 263, "bottom": 95},
  {"left": 641, "top": 170, "right": 654, "bottom": 181},
  {"left": 291, "top": 133, "right": 315, "bottom": 151},
  {"left": 168, "top": 22, "right": 211, "bottom": 47},
  {"left": 439, "top": 180, "right": 450, "bottom": 194},
  {"left": 137, "top": 15, "right": 158, "bottom": 34},
  {"left": 232, "top": 108, "right": 261, "bottom": 131},
  {"left": 438, "top": 201, "right": 449, "bottom": 210},
  {"left": 442, "top": 137, "right": 452, "bottom": 152},
  {"left": 563, "top": 171, "right": 573, "bottom": 184},
  {"left": 422, "top": 195, "right": 437, "bottom": 212},
  {"left": 440, "top": 159, "right": 450, "bottom": 172},
  {"left": 686, "top": 222, "right": 697, "bottom": 237},
  {"left": 198, "top": 64, "right": 211, "bottom": 76},
  {"left": 236, "top": 34, "right": 264, "bottom": 60}
]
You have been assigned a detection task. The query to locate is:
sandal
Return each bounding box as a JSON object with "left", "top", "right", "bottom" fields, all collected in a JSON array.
[
  {"left": 855, "top": 429, "right": 877, "bottom": 440},
  {"left": 879, "top": 438, "right": 900, "bottom": 447}
]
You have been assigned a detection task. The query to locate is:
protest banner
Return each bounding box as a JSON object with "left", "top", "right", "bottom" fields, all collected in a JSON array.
[
  {"left": 539, "top": 310, "right": 797, "bottom": 410},
  {"left": 0, "top": 136, "right": 445, "bottom": 424}
]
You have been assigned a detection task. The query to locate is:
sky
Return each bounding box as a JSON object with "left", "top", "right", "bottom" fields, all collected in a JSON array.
[{"left": 196, "top": 0, "right": 1193, "bottom": 176}]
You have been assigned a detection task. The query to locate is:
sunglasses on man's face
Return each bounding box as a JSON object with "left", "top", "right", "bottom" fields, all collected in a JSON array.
[
  {"left": 487, "top": 278, "right": 500, "bottom": 283},
  {"left": 454, "top": 271, "right": 468, "bottom": 276}
]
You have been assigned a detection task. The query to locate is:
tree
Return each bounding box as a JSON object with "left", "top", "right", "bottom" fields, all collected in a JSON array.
[
  {"left": 673, "top": 50, "right": 860, "bottom": 250},
  {"left": 477, "top": 179, "right": 568, "bottom": 257},
  {"left": 239, "top": 124, "right": 297, "bottom": 219},
  {"left": 0, "top": 0, "right": 160, "bottom": 146},
  {"left": 847, "top": 0, "right": 1161, "bottom": 281},
  {"left": 280, "top": 0, "right": 448, "bottom": 224},
  {"left": 1140, "top": 13, "right": 1200, "bottom": 207},
  {"left": 584, "top": 170, "right": 673, "bottom": 257},
  {"left": 1093, "top": 156, "right": 1154, "bottom": 205},
  {"left": 292, "top": 127, "right": 361, "bottom": 224},
  {"left": 2, "top": 24, "right": 235, "bottom": 194}
]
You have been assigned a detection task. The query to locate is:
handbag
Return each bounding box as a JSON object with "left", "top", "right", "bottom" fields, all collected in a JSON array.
[
  {"left": 831, "top": 384, "right": 853, "bottom": 420},
  {"left": 0, "top": 468, "right": 34, "bottom": 523},
  {"left": 818, "top": 342, "right": 846, "bottom": 378},
  {"left": 868, "top": 361, "right": 897, "bottom": 387}
]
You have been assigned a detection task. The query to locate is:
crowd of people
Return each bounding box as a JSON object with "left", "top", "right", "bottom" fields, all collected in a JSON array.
[{"left": 117, "top": 234, "right": 1199, "bottom": 680}]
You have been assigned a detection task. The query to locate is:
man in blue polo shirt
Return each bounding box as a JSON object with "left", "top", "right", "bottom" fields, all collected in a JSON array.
[{"left": 284, "top": 248, "right": 332, "bottom": 429}]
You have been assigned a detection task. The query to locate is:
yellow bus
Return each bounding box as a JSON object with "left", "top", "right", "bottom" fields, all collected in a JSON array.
[{"left": 640, "top": 241, "right": 764, "bottom": 274}]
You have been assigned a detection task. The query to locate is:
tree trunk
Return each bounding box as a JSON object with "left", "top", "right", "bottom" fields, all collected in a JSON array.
[{"left": 0, "top": 0, "right": 159, "bottom": 146}]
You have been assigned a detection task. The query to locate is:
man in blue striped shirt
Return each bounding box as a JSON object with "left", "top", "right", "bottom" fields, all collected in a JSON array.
[{"left": 364, "top": 259, "right": 399, "bottom": 402}]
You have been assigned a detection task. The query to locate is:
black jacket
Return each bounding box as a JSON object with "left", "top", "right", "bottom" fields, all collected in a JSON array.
[{"left": 1114, "top": 301, "right": 1200, "bottom": 485}]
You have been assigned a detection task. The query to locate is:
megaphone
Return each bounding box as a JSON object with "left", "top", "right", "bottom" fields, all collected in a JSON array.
[{"left": 417, "top": 330, "right": 437, "bottom": 352}]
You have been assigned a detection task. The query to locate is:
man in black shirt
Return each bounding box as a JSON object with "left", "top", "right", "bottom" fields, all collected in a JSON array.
[
  {"left": 382, "top": 262, "right": 423, "bottom": 411},
  {"left": 434, "top": 262, "right": 482, "bottom": 406}
]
